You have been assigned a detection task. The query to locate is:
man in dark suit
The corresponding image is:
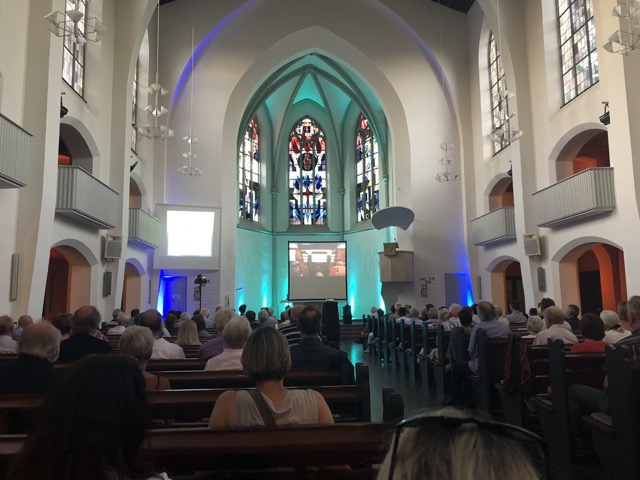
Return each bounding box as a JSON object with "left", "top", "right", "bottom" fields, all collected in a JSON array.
[
  {"left": 0, "top": 321, "right": 61, "bottom": 394},
  {"left": 290, "top": 305, "right": 340, "bottom": 370},
  {"left": 58, "top": 306, "right": 112, "bottom": 362}
]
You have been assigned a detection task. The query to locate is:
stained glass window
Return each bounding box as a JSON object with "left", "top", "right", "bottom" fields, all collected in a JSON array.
[
  {"left": 355, "top": 113, "right": 379, "bottom": 222},
  {"left": 488, "top": 32, "right": 513, "bottom": 155},
  {"left": 557, "top": 0, "right": 598, "bottom": 104},
  {"left": 238, "top": 118, "right": 260, "bottom": 222},
  {"left": 289, "top": 117, "right": 327, "bottom": 225},
  {"left": 62, "top": 0, "right": 86, "bottom": 97}
]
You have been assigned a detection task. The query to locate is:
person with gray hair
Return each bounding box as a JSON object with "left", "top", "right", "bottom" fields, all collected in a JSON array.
[
  {"left": 139, "top": 309, "right": 185, "bottom": 360},
  {"left": 0, "top": 322, "right": 61, "bottom": 393},
  {"left": 523, "top": 315, "right": 544, "bottom": 339},
  {"left": 58, "top": 306, "right": 113, "bottom": 361},
  {"left": 0, "top": 315, "right": 17, "bottom": 353},
  {"left": 533, "top": 306, "right": 578, "bottom": 346},
  {"left": 201, "top": 307, "right": 214, "bottom": 329},
  {"left": 601, "top": 309, "right": 631, "bottom": 344},
  {"left": 198, "top": 307, "right": 235, "bottom": 360},
  {"left": 107, "top": 311, "right": 129, "bottom": 335},
  {"left": 205, "top": 316, "right": 252, "bottom": 371},
  {"left": 119, "top": 326, "right": 170, "bottom": 391}
]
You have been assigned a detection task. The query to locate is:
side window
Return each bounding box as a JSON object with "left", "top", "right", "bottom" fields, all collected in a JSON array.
[
  {"left": 238, "top": 118, "right": 260, "bottom": 222},
  {"left": 355, "top": 113, "right": 379, "bottom": 222}
]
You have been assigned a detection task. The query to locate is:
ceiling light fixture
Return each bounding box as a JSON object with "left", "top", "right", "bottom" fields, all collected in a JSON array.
[
  {"left": 178, "top": 26, "right": 202, "bottom": 177},
  {"left": 44, "top": 0, "right": 106, "bottom": 44},
  {"left": 603, "top": 1, "right": 640, "bottom": 54}
]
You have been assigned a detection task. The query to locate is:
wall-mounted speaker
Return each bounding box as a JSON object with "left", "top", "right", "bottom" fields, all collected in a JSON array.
[
  {"left": 104, "top": 235, "right": 122, "bottom": 260},
  {"left": 103, "top": 271, "right": 112, "bottom": 297},
  {"left": 537, "top": 267, "right": 546, "bottom": 292},
  {"left": 524, "top": 234, "right": 541, "bottom": 257}
]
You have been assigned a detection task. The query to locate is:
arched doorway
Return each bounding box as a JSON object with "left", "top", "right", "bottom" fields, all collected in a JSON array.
[
  {"left": 489, "top": 259, "right": 524, "bottom": 313},
  {"left": 488, "top": 177, "right": 514, "bottom": 211},
  {"left": 122, "top": 261, "right": 143, "bottom": 314},
  {"left": 559, "top": 243, "right": 626, "bottom": 315},
  {"left": 42, "top": 246, "right": 91, "bottom": 319},
  {"left": 129, "top": 177, "right": 143, "bottom": 209},
  {"left": 556, "top": 130, "right": 609, "bottom": 181}
]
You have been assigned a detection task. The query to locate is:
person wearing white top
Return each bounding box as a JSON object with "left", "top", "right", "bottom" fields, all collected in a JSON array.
[
  {"left": 107, "top": 313, "right": 129, "bottom": 335},
  {"left": 600, "top": 309, "right": 632, "bottom": 344},
  {"left": 0, "top": 315, "right": 17, "bottom": 354},
  {"left": 533, "top": 307, "right": 578, "bottom": 346},
  {"left": 139, "top": 309, "right": 186, "bottom": 360},
  {"left": 205, "top": 316, "right": 251, "bottom": 371}
]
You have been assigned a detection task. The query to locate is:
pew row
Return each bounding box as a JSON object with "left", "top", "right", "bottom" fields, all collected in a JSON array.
[{"left": 0, "top": 423, "right": 393, "bottom": 479}]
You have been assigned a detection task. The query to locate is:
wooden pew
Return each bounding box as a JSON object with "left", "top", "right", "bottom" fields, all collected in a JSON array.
[
  {"left": 146, "top": 358, "right": 207, "bottom": 371},
  {"left": 582, "top": 344, "right": 640, "bottom": 480},
  {"left": 468, "top": 329, "right": 508, "bottom": 413},
  {"left": 534, "top": 339, "right": 605, "bottom": 470},
  {"left": 0, "top": 423, "right": 392, "bottom": 479},
  {"left": 415, "top": 324, "right": 434, "bottom": 392},
  {"left": 429, "top": 325, "right": 451, "bottom": 402}
]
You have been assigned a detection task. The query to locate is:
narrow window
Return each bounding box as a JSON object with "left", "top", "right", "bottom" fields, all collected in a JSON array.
[
  {"left": 61, "top": 0, "right": 87, "bottom": 96},
  {"left": 238, "top": 117, "right": 260, "bottom": 222},
  {"left": 356, "top": 113, "right": 379, "bottom": 222}
]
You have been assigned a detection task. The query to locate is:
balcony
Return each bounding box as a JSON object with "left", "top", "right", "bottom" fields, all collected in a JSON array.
[
  {"left": 470, "top": 207, "right": 516, "bottom": 246},
  {"left": 129, "top": 208, "right": 162, "bottom": 248},
  {"left": 56, "top": 166, "right": 119, "bottom": 229},
  {"left": 533, "top": 168, "right": 615, "bottom": 228},
  {"left": 0, "top": 113, "right": 31, "bottom": 188}
]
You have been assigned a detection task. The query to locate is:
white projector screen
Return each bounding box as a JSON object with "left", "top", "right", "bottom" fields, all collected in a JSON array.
[
  {"left": 288, "top": 241, "right": 347, "bottom": 301},
  {"left": 153, "top": 205, "right": 221, "bottom": 270}
]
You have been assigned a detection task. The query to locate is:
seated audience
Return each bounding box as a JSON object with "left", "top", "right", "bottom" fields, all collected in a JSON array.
[
  {"left": 58, "top": 306, "right": 113, "bottom": 361},
  {"left": 176, "top": 319, "right": 201, "bottom": 347},
  {"left": 201, "top": 308, "right": 214, "bottom": 329},
  {"left": 377, "top": 408, "right": 546, "bottom": 480},
  {"left": 7, "top": 355, "right": 169, "bottom": 480},
  {"left": 0, "top": 315, "right": 17, "bottom": 354},
  {"left": 51, "top": 312, "right": 73, "bottom": 341},
  {"left": 522, "top": 315, "right": 544, "bottom": 339},
  {"left": 164, "top": 313, "right": 178, "bottom": 336},
  {"left": 208, "top": 326, "right": 334, "bottom": 427},
  {"left": 0, "top": 322, "right": 61, "bottom": 394},
  {"left": 406, "top": 307, "right": 422, "bottom": 325},
  {"left": 12, "top": 315, "right": 33, "bottom": 341},
  {"left": 290, "top": 305, "right": 340, "bottom": 370},
  {"left": 130, "top": 308, "right": 141, "bottom": 326},
  {"left": 440, "top": 304, "right": 462, "bottom": 332},
  {"left": 280, "top": 305, "right": 303, "bottom": 345},
  {"left": 205, "top": 316, "right": 251, "bottom": 371},
  {"left": 424, "top": 307, "right": 439, "bottom": 325},
  {"left": 107, "top": 311, "right": 129, "bottom": 335},
  {"left": 533, "top": 306, "right": 578, "bottom": 346},
  {"left": 506, "top": 301, "right": 527, "bottom": 325},
  {"left": 602, "top": 304, "right": 631, "bottom": 344},
  {"left": 528, "top": 307, "right": 539, "bottom": 317},
  {"left": 199, "top": 308, "right": 234, "bottom": 360},
  {"left": 245, "top": 310, "right": 260, "bottom": 330},
  {"left": 104, "top": 309, "right": 121, "bottom": 329},
  {"left": 571, "top": 313, "right": 607, "bottom": 353},
  {"left": 192, "top": 314, "right": 211, "bottom": 337},
  {"left": 565, "top": 304, "right": 581, "bottom": 331},
  {"left": 258, "top": 308, "right": 278, "bottom": 329},
  {"left": 444, "top": 306, "right": 474, "bottom": 372},
  {"left": 495, "top": 306, "right": 509, "bottom": 326},
  {"left": 119, "top": 326, "right": 170, "bottom": 391},
  {"left": 394, "top": 306, "right": 408, "bottom": 324},
  {"left": 139, "top": 309, "right": 185, "bottom": 360}
]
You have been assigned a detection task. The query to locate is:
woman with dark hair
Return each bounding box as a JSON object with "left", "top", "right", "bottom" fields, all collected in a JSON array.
[
  {"left": 208, "top": 327, "right": 333, "bottom": 427},
  {"left": 571, "top": 313, "right": 607, "bottom": 353},
  {"left": 8, "top": 354, "right": 168, "bottom": 480}
]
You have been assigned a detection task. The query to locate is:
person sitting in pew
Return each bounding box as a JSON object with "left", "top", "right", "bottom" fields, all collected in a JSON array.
[
  {"left": 602, "top": 305, "right": 631, "bottom": 344},
  {"left": 176, "top": 319, "right": 201, "bottom": 349},
  {"left": 571, "top": 313, "right": 607, "bottom": 353},
  {"left": 119, "top": 326, "right": 170, "bottom": 391},
  {"left": 140, "top": 310, "right": 185, "bottom": 360},
  {"left": 58, "top": 306, "right": 113, "bottom": 362},
  {"left": 7, "top": 355, "right": 170, "bottom": 480},
  {"left": 290, "top": 305, "right": 341, "bottom": 370},
  {"left": 0, "top": 321, "right": 61, "bottom": 394},
  {"left": 533, "top": 306, "right": 578, "bottom": 346},
  {"left": 444, "top": 306, "right": 473, "bottom": 373},
  {"left": 208, "top": 326, "right": 334, "bottom": 427},
  {"left": 522, "top": 315, "right": 544, "bottom": 340},
  {"left": 506, "top": 300, "right": 528, "bottom": 325},
  {"left": 378, "top": 407, "right": 547, "bottom": 480},
  {"left": 205, "top": 316, "right": 251, "bottom": 371},
  {"left": 569, "top": 296, "right": 640, "bottom": 453}
]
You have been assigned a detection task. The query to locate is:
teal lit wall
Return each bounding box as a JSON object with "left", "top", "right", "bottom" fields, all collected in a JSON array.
[{"left": 235, "top": 228, "right": 273, "bottom": 311}]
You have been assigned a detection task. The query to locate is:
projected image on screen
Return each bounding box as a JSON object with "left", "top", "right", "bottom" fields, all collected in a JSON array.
[
  {"left": 288, "top": 242, "right": 347, "bottom": 300},
  {"left": 167, "top": 210, "right": 215, "bottom": 257}
]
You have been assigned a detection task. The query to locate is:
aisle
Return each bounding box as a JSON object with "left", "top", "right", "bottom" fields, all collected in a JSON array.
[{"left": 343, "top": 340, "right": 439, "bottom": 422}]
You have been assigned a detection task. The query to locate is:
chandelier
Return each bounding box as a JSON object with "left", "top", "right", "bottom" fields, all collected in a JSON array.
[
  {"left": 603, "top": 1, "right": 640, "bottom": 55},
  {"left": 44, "top": 1, "right": 106, "bottom": 44},
  {"left": 178, "top": 27, "right": 203, "bottom": 177},
  {"left": 435, "top": 140, "right": 459, "bottom": 183},
  {"left": 138, "top": 0, "right": 174, "bottom": 140}
]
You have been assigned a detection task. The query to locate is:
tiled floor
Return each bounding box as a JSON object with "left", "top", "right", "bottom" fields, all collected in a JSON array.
[{"left": 343, "top": 340, "right": 608, "bottom": 480}]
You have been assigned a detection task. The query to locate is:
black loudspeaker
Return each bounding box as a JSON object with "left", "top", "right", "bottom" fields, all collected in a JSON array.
[{"left": 322, "top": 301, "right": 340, "bottom": 345}]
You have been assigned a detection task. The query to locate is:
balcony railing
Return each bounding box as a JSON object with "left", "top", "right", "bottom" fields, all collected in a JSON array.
[
  {"left": 129, "top": 208, "right": 162, "bottom": 248},
  {"left": 56, "top": 166, "right": 119, "bottom": 229},
  {"left": 533, "top": 167, "right": 615, "bottom": 228},
  {"left": 0, "top": 113, "right": 31, "bottom": 188},
  {"left": 470, "top": 207, "right": 516, "bottom": 246}
]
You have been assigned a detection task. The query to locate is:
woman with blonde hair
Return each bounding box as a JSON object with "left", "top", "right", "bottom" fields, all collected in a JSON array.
[
  {"left": 378, "top": 408, "right": 548, "bottom": 480},
  {"left": 176, "top": 319, "right": 201, "bottom": 347}
]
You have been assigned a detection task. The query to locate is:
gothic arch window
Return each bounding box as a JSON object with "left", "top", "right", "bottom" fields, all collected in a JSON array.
[
  {"left": 238, "top": 117, "right": 260, "bottom": 222},
  {"left": 557, "top": 0, "right": 598, "bottom": 104},
  {"left": 289, "top": 117, "right": 326, "bottom": 225},
  {"left": 488, "top": 31, "right": 512, "bottom": 155},
  {"left": 355, "top": 113, "right": 379, "bottom": 222}
]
